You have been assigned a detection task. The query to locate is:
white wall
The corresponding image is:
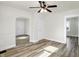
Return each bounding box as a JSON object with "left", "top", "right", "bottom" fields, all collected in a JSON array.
[
  {"left": 29, "top": 13, "right": 46, "bottom": 42},
  {"left": 16, "top": 18, "right": 25, "bottom": 35},
  {"left": 43, "top": 9, "right": 79, "bottom": 43},
  {"left": 0, "top": 5, "right": 31, "bottom": 51},
  {"left": 0, "top": 5, "right": 47, "bottom": 51},
  {"left": 1, "top": 5, "right": 79, "bottom": 51},
  {"left": 23, "top": 9, "right": 79, "bottom": 44},
  {"left": 16, "top": 18, "right": 29, "bottom": 36},
  {"left": 25, "top": 18, "right": 30, "bottom": 35},
  {"left": 0, "top": 5, "right": 46, "bottom": 51}
]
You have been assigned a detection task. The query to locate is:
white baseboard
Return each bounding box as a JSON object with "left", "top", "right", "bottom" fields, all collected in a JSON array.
[
  {"left": 30, "top": 40, "right": 39, "bottom": 43},
  {"left": 0, "top": 44, "right": 16, "bottom": 51}
]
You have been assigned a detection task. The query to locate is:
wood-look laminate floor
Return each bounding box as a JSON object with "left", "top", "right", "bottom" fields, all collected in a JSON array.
[{"left": 0, "top": 39, "right": 79, "bottom": 57}]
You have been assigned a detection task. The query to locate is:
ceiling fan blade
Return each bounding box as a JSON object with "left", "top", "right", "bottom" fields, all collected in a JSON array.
[
  {"left": 38, "top": 1, "right": 42, "bottom": 7},
  {"left": 29, "top": 7, "right": 40, "bottom": 8},
  {"left": 46, "top": 8, "right": 52, "bottom": 12},
  {"left": 38, "top": 9, "right": 41, "bottom": 13},
  {"left": 48, "top": 5, "right": 57, "bottom": 8},
  {"left": 42, "top": 1, "right": 46, "bottom": 7}
]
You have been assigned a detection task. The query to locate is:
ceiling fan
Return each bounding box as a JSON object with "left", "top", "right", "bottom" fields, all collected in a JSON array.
[{"left": 29, "top": 1, "right": 57, "bottom": 13}]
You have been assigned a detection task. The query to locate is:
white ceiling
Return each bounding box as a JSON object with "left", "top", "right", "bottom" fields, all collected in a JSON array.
[{"left": 0, "top": 1, "right": 79, "bottom": 13}]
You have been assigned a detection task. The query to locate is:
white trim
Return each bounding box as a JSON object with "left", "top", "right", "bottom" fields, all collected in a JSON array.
[
  {"left": 47, "top": 38, "right": 66, "bottom": 44},
  {"left": 65, "top": 15, "right": 79, "bottom": 19},
  {"left": 64, "top": 15, "right": 79, "bottom": 44},
  {"left": 64, "top": 16, "right": 66, "bottom": 44},
  {"left": 0, "top": 45, "right": 16, "bottom": 51},
  {"left": 29, "top": 37, "right": 38, "bottom": 42}
]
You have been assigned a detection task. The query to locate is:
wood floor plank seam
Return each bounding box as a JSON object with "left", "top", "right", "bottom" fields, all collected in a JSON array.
[{"left": 0, "top": 39, "right": 79, "bottom": 57}]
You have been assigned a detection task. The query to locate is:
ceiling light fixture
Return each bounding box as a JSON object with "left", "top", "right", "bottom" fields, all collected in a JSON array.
[
  {"left": 29, "top": 1, "right": 57, "bottom": 13},
  {"left": 40, "top": 8, "right": 47, "bottom": 13}
]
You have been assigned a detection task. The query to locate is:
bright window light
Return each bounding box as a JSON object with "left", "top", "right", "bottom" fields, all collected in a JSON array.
[
  {"left": 36, "top": 50, "right": 51, "bottom": 57},
  {"left": 34, "top": 46, "right": 59, "bottom": 57},
  {"left": 16, "top": 36, "right": 28, "bottom": 39},
  {"left": 43, "top": 46, "right": 59, "bottom": 53}
]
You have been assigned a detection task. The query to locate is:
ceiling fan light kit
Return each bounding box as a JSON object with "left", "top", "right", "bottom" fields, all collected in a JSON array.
[
  {"left": 29, "top": 1, "right": 57, "bottom": 13},
  {"left": 40, "top": 8, "right": 47, "bottom": 13}
]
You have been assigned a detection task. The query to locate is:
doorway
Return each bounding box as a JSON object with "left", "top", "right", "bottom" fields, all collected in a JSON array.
[
  {"left": 65, "top": 16, "right": 79, "bottom": 56},
  {"left": 16, "top": 17, "right": 30, "bottom": 46}
]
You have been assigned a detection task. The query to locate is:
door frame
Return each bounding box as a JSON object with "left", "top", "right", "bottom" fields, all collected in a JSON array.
[
  {"left": 64, "top": 15, "right": 79, "bottom": 44},
  {"left": 15, "top": 17, "right": 30, "bottom": 46}
]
